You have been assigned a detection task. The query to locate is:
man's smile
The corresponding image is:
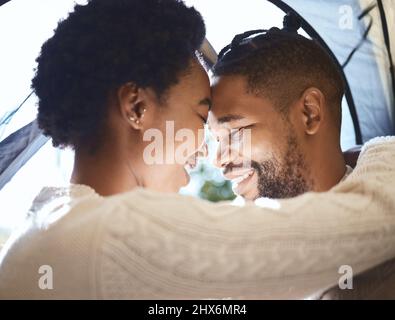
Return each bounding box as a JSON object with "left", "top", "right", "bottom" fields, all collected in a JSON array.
[{"left": 223, "top": 166, "right": 255, "bottom": 196}]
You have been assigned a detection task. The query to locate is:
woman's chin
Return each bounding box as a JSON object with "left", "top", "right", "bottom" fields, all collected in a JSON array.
[
  {"left": 173, "top": 167, "right": 191, "bottom": 192},
  {"left": 181, "top": 167, "right": 191, "bottom": 186},
  {"left": 157, "top": 167, "right": 191, "bottom": 193}
]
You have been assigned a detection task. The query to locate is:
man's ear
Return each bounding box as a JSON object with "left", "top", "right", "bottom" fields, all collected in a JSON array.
[
  {"left": 300, "top": 87, "right": 324, "bottom": 135},
  {"left": 117, "top": 82, "right": 149, "bottom": 130}
]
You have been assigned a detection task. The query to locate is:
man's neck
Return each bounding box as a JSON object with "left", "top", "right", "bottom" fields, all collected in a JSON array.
[{"left": 308, "top": 144, "right": 346, "bottom": 192}]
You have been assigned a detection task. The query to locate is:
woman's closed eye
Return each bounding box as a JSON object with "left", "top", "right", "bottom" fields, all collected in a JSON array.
[{"left": 198, "top": 113, "right": 208, "bottom": 124}]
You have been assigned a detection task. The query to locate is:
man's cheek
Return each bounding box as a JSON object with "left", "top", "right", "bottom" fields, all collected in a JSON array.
[{"left": 243, "top": 173, "right": 260, "bottom": 200}]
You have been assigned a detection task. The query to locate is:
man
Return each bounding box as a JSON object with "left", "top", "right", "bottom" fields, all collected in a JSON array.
[{"left": 209, "top": 27, "right": 352, "bottom": 200}]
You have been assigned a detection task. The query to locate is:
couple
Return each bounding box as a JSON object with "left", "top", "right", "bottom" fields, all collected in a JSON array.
[
  {"left": 43, "top": 4, "right": 347, "bottom": 201},
  {"left": 1, "top": 0, "right": 395, "bottom": 299}
]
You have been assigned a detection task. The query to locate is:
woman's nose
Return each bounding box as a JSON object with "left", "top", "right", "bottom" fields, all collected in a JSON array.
[
  {"left": 197, "top": 142, "right": 208, "bottom": 159},
  {"left": 213, "top": 141, "right": 233, "bottom": 169}
]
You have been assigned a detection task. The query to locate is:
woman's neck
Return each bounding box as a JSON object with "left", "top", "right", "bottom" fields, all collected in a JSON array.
[{"left": 71, "top": 145, "right": 140, "bottom": 196}]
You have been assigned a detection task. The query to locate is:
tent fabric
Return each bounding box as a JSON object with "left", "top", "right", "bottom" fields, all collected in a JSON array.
[
  {"left": 0, "top": 120, "right": 49, "bottom": 190},
  {"left": 270, "top": 0, "right": 395, "bottom": 143},
  {"left": 379, "top": 0, "right": 395, "bottom": 126}
]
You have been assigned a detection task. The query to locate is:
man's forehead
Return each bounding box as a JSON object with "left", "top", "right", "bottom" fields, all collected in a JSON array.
[
  {"left": 211, "top": 75, "right": 247, "bottom": 100},
  {"left": 209, "top": 78, "right": 253, "bottom": 130},
  {"left": 211, "top": 76, "right": 278, "bottom": 119},
  {"left": 210, "top": 75, "right": 261, "bottom": 116}
]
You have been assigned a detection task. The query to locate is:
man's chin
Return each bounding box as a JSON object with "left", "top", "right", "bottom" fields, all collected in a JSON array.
[
  {"left": 234, "top": 186, "right": 259, "bottom": 201},
  {"left": 241, "top": 191, "right": 259, "bottom": 201}
]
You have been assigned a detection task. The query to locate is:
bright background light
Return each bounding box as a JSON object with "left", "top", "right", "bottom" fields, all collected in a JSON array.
[
  {"left": 0, "top": 0, "right": 87, "bottom": 239},
  {"left": 184, "top": 0, "right": 284, "bottom": 52}
]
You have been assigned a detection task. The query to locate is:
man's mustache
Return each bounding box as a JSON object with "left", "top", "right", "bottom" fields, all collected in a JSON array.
[{"left": 223, "top": 163, "right": 251, "bottom": 175}]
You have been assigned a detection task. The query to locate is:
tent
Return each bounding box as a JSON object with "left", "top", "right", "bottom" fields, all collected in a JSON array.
[
  {"left": 0, "top": 0, "right": 394, "bottom": 192},
  {"left": 269, "top": 0, "right": 395, "bottom": 145}
]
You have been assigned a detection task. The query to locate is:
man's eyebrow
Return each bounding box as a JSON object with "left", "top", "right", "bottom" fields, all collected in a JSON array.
[
  {"left": 199, "top": 97, "right": 212, "bottom": 110},
  {"left": 217, "top": 114, "right": 245, "bottom": 124}
]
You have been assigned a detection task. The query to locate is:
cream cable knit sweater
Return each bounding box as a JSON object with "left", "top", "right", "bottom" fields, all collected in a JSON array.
[{"left": 0, "top": 136, "right": 395, "bottom": 299}]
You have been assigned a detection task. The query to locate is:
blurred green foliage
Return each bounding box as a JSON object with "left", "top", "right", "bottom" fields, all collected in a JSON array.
[
  {"left": 189, "top": 161, "right": 236, "bottom": 202},
  {"left": 199, "top": 179, "right": 236, "bottom": 202}
]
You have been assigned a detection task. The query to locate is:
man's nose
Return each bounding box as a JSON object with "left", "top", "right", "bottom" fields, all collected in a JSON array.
[{"left": 213, "top": 141, "right": 234, "bottom": 169}]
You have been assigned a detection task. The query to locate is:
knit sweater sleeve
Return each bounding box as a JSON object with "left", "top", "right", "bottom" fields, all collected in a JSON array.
[{"left": 95, "top": 137, "right": 395, "bottom": 299}]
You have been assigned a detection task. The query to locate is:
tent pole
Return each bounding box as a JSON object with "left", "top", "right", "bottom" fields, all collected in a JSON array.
[{"left": 0, "top": 0, "right": 11, "bottom": 8}]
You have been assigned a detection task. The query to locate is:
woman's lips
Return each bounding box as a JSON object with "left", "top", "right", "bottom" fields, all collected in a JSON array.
[{"left": 184, "top": 156, "right": 198, "bottom": 172}]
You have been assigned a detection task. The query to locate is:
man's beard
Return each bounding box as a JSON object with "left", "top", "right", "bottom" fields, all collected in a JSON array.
[{"left": 251, "top": 135, "right": 311, "bottom": 199}]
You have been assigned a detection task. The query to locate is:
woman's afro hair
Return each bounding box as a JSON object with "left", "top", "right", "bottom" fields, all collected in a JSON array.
[{"left": 32, "top": 0, "right": 205, "bottom": 148}]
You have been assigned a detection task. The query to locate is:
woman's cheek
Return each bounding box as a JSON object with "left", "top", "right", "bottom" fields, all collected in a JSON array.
[
  {"left": 176, "top": 117, "right": 205, "bottom": 153},
  {"left": 196, "top": 122, "right": 206, "bottom": 150}
]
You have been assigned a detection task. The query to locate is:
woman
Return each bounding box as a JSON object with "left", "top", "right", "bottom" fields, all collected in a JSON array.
[
  {"left": 32, "top": 0, "right": 210, "bottom": 196},
  {"left": 1, "top": 0, "right": 395, "bottom": 299}
]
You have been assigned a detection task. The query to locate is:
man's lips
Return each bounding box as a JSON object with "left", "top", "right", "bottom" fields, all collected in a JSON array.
[{"left": 223, "top": 165, "right": 256, "bottom": 197}]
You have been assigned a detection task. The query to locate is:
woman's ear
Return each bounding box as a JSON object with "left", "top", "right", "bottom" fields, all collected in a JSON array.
[
  {"left": 117, "top": 82, "right": 148, "bottom": 130},
  {"left": 300, "top": 87, "right": 324, "bottom": 135}
]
